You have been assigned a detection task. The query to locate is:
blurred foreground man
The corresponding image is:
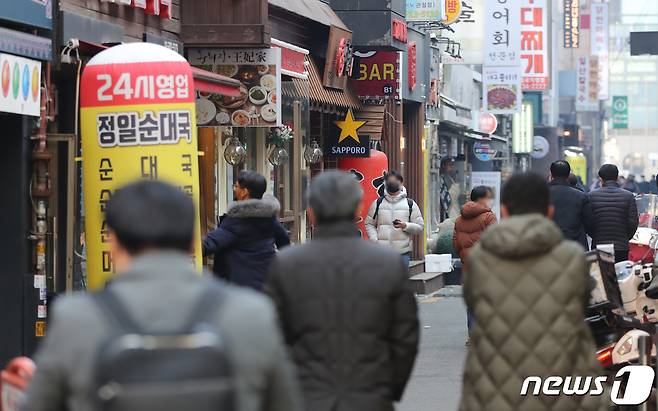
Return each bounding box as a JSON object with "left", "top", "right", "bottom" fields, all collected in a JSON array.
[
  {"left": 549, "top": 160, "right": 592, "bottom": 250},
  {"left": 589, "top": 164, "right": 638, "bottom": 263},
  {"left": 23, "top": 181, "right": 301, "bottom": 411},
  {"left": 266, "top": 171, "right": 419, "bottom": 411},
  {"left": 459, "top": 173, "right": 604, "bottom": 411}
]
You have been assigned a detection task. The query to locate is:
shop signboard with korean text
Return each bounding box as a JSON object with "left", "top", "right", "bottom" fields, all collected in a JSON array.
[
  {"left": 563, "top": 0, "right": 580, "bottom": 48},
  {"left": 444, "top": 0, "right": 484, "bottom": 65},
  {"left": 513, "top": 100, "right": 533, "bottom": 153},
  {"left": 483, "top": 66, "right": 521, "bottom": 114},
  {"left": 612, "top": 96, "right": 628, "bottom": 129},
  {"left": 0, "top": 0, "right": 51, "bottom": 30},
  {"left": 189, "top": 48, "right": 282, "bottom": 127},
  {"left": 407, "top": 0, "right": 444, "bottom": 22},
  {"left": 591, "top": 3, "right": 609, "bottom": 100},
  {"left": 483, "top": 0, "right": 521, "bottom": 114},
  {"left": 520, "top": 0, "right": 549, "bottom": 91},
  {"left": 0, "top": 53, "right": 41, "bottom": 116},
  {"left": 352, "top": 51, "right": 399, "bottom": 100},
  {"left": 576, "top": 57, "right": 597, "bottom": 112},
  {"left": 324, "top": 26, "right": 354, "bottom": 90},
  {"left": 80, "top": 43, "right": 202, "bottom": 290}
]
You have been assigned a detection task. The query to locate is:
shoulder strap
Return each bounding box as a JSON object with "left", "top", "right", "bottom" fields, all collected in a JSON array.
[
  {"left": 93, "top": 288, "right": 142, "bottom": 334},
  {"left": 372, "top": 197, "right": 385, "bottom": 221},
  {"left": 407, "top": 198, "right": 414, "bottom": 222},
  {"left": 93, "top": 282, "right": 228, "bottom": 335}
]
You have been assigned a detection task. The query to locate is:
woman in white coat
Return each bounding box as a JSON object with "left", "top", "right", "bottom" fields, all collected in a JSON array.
[{"left": 365, "top": 170, "right": 424, "bottom": 267}]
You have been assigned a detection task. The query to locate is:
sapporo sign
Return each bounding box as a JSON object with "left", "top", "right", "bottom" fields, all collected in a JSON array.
[
  {"left": 612, "top": 96, "right": 628, "bottom": 129},
  {"left": 80, "top": 43, "right": 202, "bottom": 290},
  {"left": 327, "top": 109, "right": 370, "bottom": 158}
]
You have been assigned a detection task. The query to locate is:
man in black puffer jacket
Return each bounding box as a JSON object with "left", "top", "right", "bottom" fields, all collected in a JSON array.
[
  {"left": 589, "top": 164, "right": 639, "bottom": 262},
  {"left": 549, "top": 160, "right": 593, "bottom": 250},
  {"left": 266, "top": 171, "right": 419, "bottom": 411},
  {"left": 203, "top": 171, "right": 290, "bottom": 290}
]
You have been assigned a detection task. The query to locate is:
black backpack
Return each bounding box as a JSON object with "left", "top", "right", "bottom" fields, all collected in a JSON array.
[
  {"left": 91, "top": 285, "right": 235, "bottom": 411},
  {"left": 372, "top": 197, "right": 414, "bottom": 222}
]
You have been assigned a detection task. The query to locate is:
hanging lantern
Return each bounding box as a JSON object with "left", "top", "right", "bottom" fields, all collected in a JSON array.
[
  {"left": 224, "top": 136, "right": 247, "bottom": 165},
  {"left": 268, "top": 146, "right": 289, "bottom": 166},
  {"left": 304, "top": 140, "right": 323, "bottom": 165}
]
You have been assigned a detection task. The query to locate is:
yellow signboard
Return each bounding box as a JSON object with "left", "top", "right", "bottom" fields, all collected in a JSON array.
[
  {"left": 443, "top": 0, "right": 462, "bottom": 25},
  {"left": 80, "top": 43, "right": 202, "bottom": 289}
]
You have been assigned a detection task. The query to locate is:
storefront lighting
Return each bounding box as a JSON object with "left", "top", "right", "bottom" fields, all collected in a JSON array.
[
  {"left": 224, "top": 136, "right": 247, "bottom": 165},
  {"left": 304, "top": 140, "right": 323, "bottom": 165},
  {"left": 268, "top": 146, "right": 289, "bottom": 166},
  {"left": 400, "top": 136, "right": 406, "bottom": 150}
]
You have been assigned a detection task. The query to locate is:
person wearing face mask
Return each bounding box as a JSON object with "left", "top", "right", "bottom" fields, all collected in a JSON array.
[
  {"left": 549, "top": 160, "right": 593, "bottom": 251},
  {"left": 203, "top": 170, "right": 290, "bottom": 290},
  {"left": 365, "top": 170, "right": 424, "bottom": 267}
]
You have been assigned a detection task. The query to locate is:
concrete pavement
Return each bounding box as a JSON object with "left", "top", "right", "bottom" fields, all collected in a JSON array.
[{"left": 398, "top": 289, "right": 467, "bottom": 411}]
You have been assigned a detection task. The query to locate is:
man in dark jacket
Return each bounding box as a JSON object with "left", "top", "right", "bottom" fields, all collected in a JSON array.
[
  {"left": 265, "top": 171, "right": 419, "bottom": 411},
  {"left": 549, "top": 161, "right": 593, "bottom": 250},
  {"left": 589, "top": 164, "right": 639, "bottom": 262},
  {"left": 203, "top": 170, "right": 290, "bottom": 290}
]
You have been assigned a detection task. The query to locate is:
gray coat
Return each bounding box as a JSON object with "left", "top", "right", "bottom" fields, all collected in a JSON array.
[
  {"left": 265, "top": 222, "right": 419, "bottom": 411},
  {"left": 22, "top": 252, "right": 302, "bottom": 411}
]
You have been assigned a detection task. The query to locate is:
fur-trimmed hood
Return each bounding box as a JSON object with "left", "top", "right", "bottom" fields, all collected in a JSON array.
[{"left": 226, "top": 194, "right": 281, "bottom": 219}]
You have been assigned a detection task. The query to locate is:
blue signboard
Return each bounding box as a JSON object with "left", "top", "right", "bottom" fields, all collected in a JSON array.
[{"left": 0, "top": 0, "right": 52, "bottom": 30}]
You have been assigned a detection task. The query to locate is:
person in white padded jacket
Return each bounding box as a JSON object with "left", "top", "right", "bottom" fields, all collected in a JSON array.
[{"left": 365, "top": 170, "right": 424, "bottom": 267}]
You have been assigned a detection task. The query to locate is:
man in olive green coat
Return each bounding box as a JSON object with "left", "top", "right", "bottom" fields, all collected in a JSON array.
[{"left": 460, "top": 173, "right": 606, "bottom": 411}]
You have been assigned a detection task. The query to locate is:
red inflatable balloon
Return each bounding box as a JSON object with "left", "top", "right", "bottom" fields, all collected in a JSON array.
[{"left": 338, "top": 150, "right": 389, "bottom": 238}]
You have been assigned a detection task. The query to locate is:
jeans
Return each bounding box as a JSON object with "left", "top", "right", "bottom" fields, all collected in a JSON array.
[
  {"left": 466, "top": 308, "right": 475, "bottom": 335},
  {"left": 401, "top": 252, "right": 411, "bottom": 268}
]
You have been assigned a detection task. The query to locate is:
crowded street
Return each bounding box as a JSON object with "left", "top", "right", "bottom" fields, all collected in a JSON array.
[{"left": 4, "top": 1, "right": 658, "bottom": 411}]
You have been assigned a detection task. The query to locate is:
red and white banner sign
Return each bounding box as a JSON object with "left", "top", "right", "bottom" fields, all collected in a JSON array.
[
  {"left": 591, "top": 2, "right": 609, "bottom": 100},
  {"left": 520, "top": 0, "right": 549, "bottom": 91},
  {"left": 271, "top": 38, "right": 308, "bottom": 80},
  {"left": 100, "top": 0, "right": 172, "bottom": 19}
]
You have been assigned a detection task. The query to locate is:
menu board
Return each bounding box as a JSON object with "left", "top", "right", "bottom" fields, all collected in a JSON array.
[{"left": 188, "top": 48, "right": 282, "bottom": 127}]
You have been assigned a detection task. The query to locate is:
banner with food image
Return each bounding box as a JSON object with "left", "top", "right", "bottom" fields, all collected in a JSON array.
[
  {"left": 483, "top": 66, "right": 521, "bottom": 114},
  {"left": 188, "top": 48, "right": 282, "bottom": 127}
]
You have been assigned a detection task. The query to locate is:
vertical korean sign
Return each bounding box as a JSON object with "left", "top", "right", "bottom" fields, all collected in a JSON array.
[
  {"left": 591, "top": 2, "right": 609, "bottom": 100},
  {"left": 563, "top": 0, "right": 580, "bottom": 48},
  {"left": 576, "top": 57, "right": 597, "bottom": 111},
  {"left": 80, "top": 43, "right": 202, "bottom": 289},
  {"left": 483, "top": 0, "right": 521, "bottom": 114},
  {"left": 520, "top": 0, "right": 549, "bottom": 90}
]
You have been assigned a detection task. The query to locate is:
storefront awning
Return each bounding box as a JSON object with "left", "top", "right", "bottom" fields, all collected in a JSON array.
[
  {"left": 285, "top": 56, "right": 360, "bottom": 111},
  {"left": 354, "top": 104, "right": 385, "bottom": 140},
  {"left": 191, "top": 67, "right": 241, "bottom": 97},
  {"left": 269, "top": 0, "right": 349, "bottom": 30}
]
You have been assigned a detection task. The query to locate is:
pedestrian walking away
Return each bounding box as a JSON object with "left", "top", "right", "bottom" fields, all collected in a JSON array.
[
  {"left": 23, "top": 181, "right": 302, "bottom": 411},
  {"left": 549, "top": 160, "right": 593, "bottom": 250},
  {"left": 266, "top": 171, "right": 420, "bottom": 411},
  {"left": 459, "top": 173, "right": 604, "bottom": 411},
  {"left": 453, "top": 185, "right": 497, "bottom": 338},
  {"left": 203, "top": 170, "right": 290, "bottom": 290},
  {"left": 589, "top": 164, "right": 639, "bottom": 263},
  {"left": 365, "top": 170, "right": 424, "bottom": 267}
]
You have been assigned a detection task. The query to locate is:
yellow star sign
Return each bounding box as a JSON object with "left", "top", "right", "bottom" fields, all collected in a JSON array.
[{"left": 335, "top": 109, "right": 366, "bottom": 144}]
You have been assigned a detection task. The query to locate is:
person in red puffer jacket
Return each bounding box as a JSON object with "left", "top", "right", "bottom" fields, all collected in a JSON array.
[{"left": 453, "top": 186, "right": 497, "bottom": 341}]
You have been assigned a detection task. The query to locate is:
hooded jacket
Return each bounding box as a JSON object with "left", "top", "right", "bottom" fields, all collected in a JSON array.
[
  {"left": 364, "top": 186, "right": 424, "bottom": 254},
  {"left": 453, "top": 201, "right": 496, "bottom": 265},
  {"left": 459, "top": 214, "right": 605, "bottom": 411},
  {"left": 588, "top": 181, "right": 638, "bottom": 252},
  {"left": 203, "top": 195, "right": 290, "bottom": 290}
]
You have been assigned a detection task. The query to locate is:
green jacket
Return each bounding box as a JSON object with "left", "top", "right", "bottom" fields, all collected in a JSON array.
[{"left": 460, "top": 214, "right": 606, "bottom": 411}]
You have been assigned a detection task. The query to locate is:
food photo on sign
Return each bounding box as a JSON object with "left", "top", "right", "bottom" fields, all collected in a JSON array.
[{"left": 188, "top": 48, "right": 282, "bottom": 127}]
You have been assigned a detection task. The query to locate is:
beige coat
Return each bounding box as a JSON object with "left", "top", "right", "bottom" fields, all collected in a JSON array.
[{"left": 460, "top": 214, "right": 606, "bottom": 411}]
